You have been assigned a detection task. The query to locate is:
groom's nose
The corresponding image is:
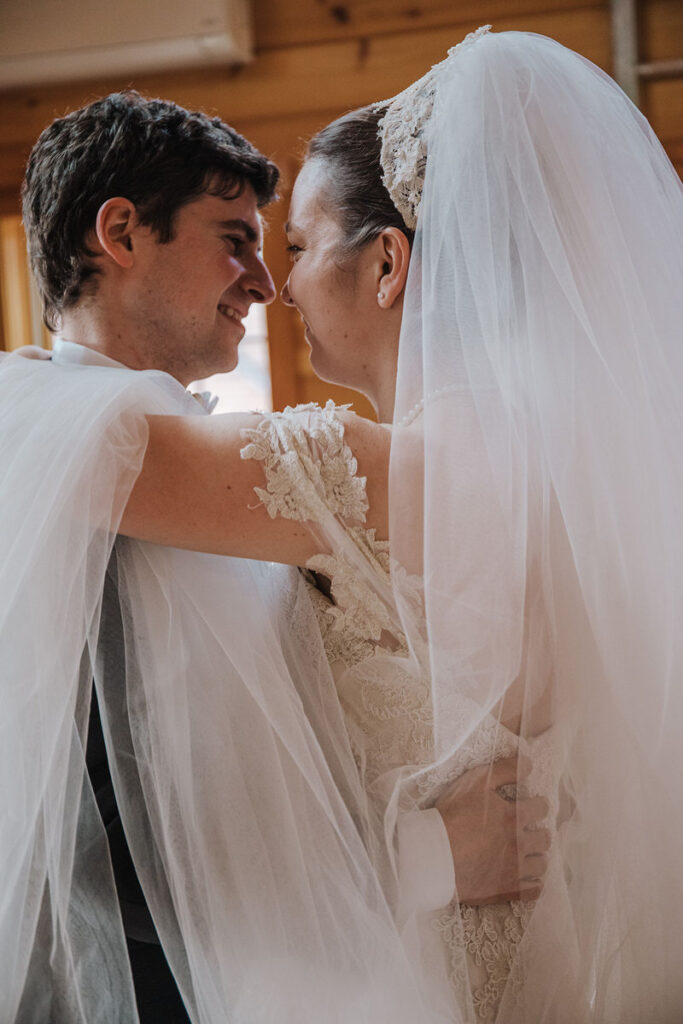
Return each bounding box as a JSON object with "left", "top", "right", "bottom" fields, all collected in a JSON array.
[{"left": 244, "top": 256, "right": 276, "bottom": 305}]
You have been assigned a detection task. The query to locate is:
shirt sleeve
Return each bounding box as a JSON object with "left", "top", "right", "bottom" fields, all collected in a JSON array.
[{"left": 396, "top": 807, "right": 455, "bottom": 918}]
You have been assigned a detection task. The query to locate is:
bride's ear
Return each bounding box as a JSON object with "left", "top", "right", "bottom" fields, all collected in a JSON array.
[
  {"left": 375, "top": 228, "right": 411, "bottom": 309},
  {"left": 93, "top": 197, "right": 138, "bottom": 269}
]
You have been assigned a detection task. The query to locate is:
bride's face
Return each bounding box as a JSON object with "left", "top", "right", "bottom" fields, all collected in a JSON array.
[{"left": 281, "top": 160, "right": 398, "bottom": 400}]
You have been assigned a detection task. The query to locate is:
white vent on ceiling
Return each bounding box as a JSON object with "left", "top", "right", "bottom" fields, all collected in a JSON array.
[{"left": 0, "top": 0, "right": 252, "bottom": 89}]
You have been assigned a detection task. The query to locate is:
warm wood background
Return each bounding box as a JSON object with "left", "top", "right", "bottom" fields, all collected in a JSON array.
[{"left": 0, "top": 0, "right": 680, "bottom": 412}]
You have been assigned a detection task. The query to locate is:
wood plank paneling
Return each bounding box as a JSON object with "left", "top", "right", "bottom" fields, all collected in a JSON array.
[
  {"left": 641, "top": 77, "right": 683, "bottom": 144},
  {"left": 0, "top": 189, "right": 22, "bottom": 217},
  {"left": 0, "top": 143, "right": 31, "bottom": 198},
  {"left": 639, "top": 0, "right": 683, "bottom": 178},
  {"left": 252, "top": 0, "right": 604, "bottom": 50},
  {"left": 641, "top": 0, "right": 683, "bottom": 62},
  {"left": 259, "top": 151, "right": 300, "bottom": 407},
  {"left": 0, "top": 7, "right": 611, "bottom": 157},
  {"left": 0, "top": 216, "right": 33, "bottom": 351}
]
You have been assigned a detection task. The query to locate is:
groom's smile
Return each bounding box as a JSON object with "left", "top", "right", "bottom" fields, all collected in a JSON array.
[
  {"left": 218, "top": 303, "right": 246, "bottom": 324},
  {"left": 122, "top": 185, "right": 276, "bottom": 386}
]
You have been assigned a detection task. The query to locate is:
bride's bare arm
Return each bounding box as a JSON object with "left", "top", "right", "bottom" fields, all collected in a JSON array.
[{"left": 119, "top": 410, "right": 390, "bottom": 565}]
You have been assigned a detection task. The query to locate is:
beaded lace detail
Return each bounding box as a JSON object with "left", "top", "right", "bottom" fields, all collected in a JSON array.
[
  {"left": 377, "top": 25, "right": 491, "bottom": 229},
  {"left": 241, "top": 400, "right": 556, "bottom": 1021}
]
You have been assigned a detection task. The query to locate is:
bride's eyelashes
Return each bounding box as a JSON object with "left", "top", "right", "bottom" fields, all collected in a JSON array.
[{"left": 286, "top": 244, "right": 303, "bottom": 261}]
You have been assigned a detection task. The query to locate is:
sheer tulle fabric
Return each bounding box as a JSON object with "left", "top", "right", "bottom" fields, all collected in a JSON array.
[
  {"left": 387, "top": 30, "right": 683, "bottom": 1022},
  {"left": 0, "top": 354, "right": 146, "bottom": 1023},
  {"left": 0, "top": 352, "right": 443, "bottom": 1023}
]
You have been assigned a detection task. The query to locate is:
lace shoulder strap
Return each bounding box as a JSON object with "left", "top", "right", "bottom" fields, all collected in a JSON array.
[{"left": 240, "top": 401, "right": 369, "bottom": 526}]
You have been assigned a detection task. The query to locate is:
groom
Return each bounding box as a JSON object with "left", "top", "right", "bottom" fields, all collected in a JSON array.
[{"left": 19, "top": 91, "right": 548, "bottom": 1022}]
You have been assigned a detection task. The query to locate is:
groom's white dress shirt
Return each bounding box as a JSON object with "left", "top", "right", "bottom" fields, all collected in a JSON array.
[{"left": 48, "top": 337, "right": 456, "bottom": 918}]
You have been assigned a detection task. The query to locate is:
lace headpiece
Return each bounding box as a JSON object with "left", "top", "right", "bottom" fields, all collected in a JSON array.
[{"left": 376, "top": 25, "right": 491, "bottom": 230}]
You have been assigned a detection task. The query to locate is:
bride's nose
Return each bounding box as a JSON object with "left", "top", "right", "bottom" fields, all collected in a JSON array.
[{"left": 280, "top": 278, "right": 295, "bottom": 307}]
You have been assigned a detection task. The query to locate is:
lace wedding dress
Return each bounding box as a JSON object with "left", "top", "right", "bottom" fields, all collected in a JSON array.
[{"left": 242, "top": 401, "right": 560, "bottom": 1022}]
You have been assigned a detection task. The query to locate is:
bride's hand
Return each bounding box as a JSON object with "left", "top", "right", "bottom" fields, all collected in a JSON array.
[{"left": 435, "top": 755, "right": 550, "bottom": 905}]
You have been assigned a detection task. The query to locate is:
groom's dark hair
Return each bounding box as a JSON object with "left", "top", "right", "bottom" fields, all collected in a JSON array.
[{"left": 22, "top": 91, "right": 279, "bottom": 331}]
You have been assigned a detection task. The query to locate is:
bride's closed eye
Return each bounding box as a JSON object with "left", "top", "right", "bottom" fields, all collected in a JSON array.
[{"left": 286, "top": 244, "right": 303, "bottom": 261}]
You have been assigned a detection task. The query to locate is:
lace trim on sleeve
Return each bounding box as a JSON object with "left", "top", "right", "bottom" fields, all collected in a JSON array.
[{"left": 240, "top": 400, "right": 369, "bottom": 525}]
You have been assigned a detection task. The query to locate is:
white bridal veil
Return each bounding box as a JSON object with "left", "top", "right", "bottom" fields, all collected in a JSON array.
[
  {"left": 224, "top": 30, "right": 682, "bottom": 1021},
  {"left": 0, "top": 352, "right": 442, "bottom": 1023},
  {"left": 382, "top": 27, "right": 683, "bottom": 1023}
]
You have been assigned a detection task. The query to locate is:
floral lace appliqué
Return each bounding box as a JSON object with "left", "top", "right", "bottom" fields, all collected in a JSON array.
[
  {"left": 377, "top": 26, "right": 492, "bottom": 229},
  {"left": 433, "top": 900, "right": 531, "bottom": 1023},
  {"left": 240, "top": 401, "right": 368, "bottom": 524}
]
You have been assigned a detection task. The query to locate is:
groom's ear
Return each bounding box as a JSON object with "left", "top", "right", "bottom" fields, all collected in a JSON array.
[
  {"left": 93, "top": 197, "right": 137, "bottom": 269},
  {"left": 376, "top": 227, "right": 411, "bottom": 309}
]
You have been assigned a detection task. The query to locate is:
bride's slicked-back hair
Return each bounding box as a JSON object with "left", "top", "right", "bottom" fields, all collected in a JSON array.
[{"left": 307, "top": 105, "right": 414, "bottom": 255}]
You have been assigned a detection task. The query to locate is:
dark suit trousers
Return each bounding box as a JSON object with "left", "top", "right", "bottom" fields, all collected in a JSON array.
[{"left": 89, "top": 550, "right": 191, "bottom": 1023}]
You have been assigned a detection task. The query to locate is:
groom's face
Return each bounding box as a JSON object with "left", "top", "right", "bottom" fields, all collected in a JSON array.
[{"left": 124, "top": 183, "right": 275, "bottom": 385}]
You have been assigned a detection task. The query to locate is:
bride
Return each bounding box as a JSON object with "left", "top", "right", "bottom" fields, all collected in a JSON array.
[
  {"left": 123, "top": 27, "right": 683, "bottom": 1021},
  {"left": 3, "top": 26, "right": 682, "bottom": 1024}
]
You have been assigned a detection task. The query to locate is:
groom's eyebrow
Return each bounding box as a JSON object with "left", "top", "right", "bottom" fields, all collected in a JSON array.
[{"left": 215, "top": 218, "right": 259, "bottom": 243}]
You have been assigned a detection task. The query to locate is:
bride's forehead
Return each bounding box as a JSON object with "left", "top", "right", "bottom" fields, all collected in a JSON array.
[{"left": 289, "top": 160, "right": 334, "bottom": 223}]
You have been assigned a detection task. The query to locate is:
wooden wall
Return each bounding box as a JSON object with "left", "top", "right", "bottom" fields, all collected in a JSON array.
[{"left": 0, "top": 0, "right": 680, "bottom": 412}]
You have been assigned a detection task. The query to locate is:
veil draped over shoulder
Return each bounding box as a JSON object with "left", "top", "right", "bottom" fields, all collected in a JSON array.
[
  {"left": 0, "top": 352, "right": 441, "bottom": 1023},
  {"left": 386, "top": 28, "right": 683, "bottom": 1022}
]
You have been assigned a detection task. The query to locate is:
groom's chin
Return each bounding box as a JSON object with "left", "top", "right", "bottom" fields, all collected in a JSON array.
[
  {"left": 188, "top": 351, "right": 239, "bottom": 386},
  {"left": 209, "top": 340, "right": 241, "bottom": 376},
  {"left": 206, "top": 356, "right": 239, "bottom": 380}
]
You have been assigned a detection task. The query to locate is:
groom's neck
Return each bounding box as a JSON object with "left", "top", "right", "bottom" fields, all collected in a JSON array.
[{"left": 59, "top": 304, "right": 190, "bottom": 384}]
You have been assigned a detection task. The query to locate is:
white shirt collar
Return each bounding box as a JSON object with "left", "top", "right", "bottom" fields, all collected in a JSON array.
[
  {"left": 50, "top": 338, "right": 216, "bottom": 413},
  {"left": 51, "top": 338, "right": 129, "bottom": 370}
]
